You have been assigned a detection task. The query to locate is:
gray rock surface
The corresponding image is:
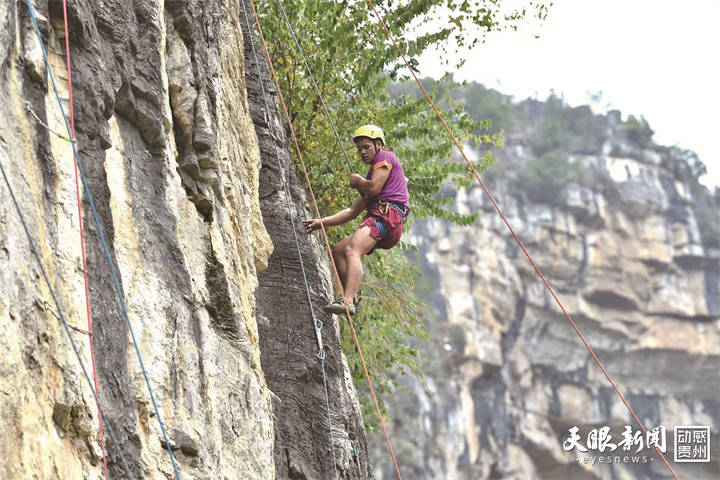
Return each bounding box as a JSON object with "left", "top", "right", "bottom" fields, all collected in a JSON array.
[
  {"left": 241, "top": 2, "right": 372, "bottom": 478},
  {"left": 0, "top": 0, "right": 368, "bottom": 478}
]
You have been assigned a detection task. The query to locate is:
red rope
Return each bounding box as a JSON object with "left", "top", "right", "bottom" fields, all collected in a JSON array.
[
  {"left": 246, "top": 1, "right": 403, "bottom": 478},
  {"left": 364, "top": 1, "right": 679, "bottom": 478},
  {"left": 61, "top": 3, "right": 109, "bottom": 478}
]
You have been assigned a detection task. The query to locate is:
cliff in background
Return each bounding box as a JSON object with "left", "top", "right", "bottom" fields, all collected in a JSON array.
[
  {"left": 372, "top": 87, "right": 720, "bottom": 479},
  {"left": 0, "top": 0, "right": 368, "bottom": 478}
]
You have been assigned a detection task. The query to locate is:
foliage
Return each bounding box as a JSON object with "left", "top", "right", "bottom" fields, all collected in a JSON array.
[
  {"left": 662, "top": 145, "right": 708, "bottom": 181},
  {"left": 255, "top": 0, "right": 549, "bottom": 430},
  {"left": 523, "top": 92, "right": 606, "bottom": 156},
  {"left": 694, "top": 197, "right": 720, "bottom": 248},
  {"left": 686, "top": 163, "right": 720, "bottom": 249},
  {"left": 389, "top": 78, "right": 514, "bottom": 138},
  {"left": 457, "top": 81, "right": 515, "bottom": 133},
  {"left": 618, "top": 114, "right": 654, "bottom": 147},
  {"left": 514, "top": 149, "right": 588, "bottom": 205},
  {"left": 341, "top": 248, "right": 431, "bottom": 425}
]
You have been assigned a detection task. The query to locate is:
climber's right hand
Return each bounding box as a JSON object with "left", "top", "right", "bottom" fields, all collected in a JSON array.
[{"left": 303, "top": 218, "right": 322, "bottom": 234}]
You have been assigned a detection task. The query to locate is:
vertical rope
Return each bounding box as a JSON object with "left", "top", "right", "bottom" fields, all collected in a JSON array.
[
  {"left": 0, "top": 157, "right": 137, "bottom": 480},
  {"left": 23, "top": 1, "right": 182, "bottom": 477},
  {"left": 246, "top": 1, "right": 403, "bottom": 477},
  {"left": 60, "top": 2, "right": 109, "bottom": 477},
  {"left": 273, "top": 0, "right": 354, "bottom": 173},
  {"left": 240, "top": 1, "right": 338, "bottom": 476}
]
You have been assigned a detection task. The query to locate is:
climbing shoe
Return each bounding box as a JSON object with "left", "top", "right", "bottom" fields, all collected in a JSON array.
[{"left": 323, "top": 297, "right": 357, "bottom": 315}]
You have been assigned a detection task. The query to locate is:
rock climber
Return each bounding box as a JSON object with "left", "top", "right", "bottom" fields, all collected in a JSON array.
[{"left": 303, "top": 125, "right": 410, "bottom": 315}]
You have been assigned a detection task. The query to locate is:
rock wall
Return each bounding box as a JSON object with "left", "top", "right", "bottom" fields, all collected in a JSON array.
[
  {"left": 0, "top": 0, "right": 368, "bottom": 478},
  {"left": 372, "top": 105, "right": 720, "bottom": 479},
  {"left": 241, "top": 2, "right": 372, "bottom": 478}
]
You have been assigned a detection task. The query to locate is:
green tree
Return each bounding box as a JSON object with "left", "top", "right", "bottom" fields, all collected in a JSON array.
[
  {"left": 458, "top": 81, "right": 515, "bottom": 133},
  {"left": 663, "top": 145, "right": 707, "bottom": 180},
  {"left": 256, "top": 0, "right": 549, "bottom": 429},
  {"left": 515, "top": 149, "right": 587, "bottom": 205},
  {"left": 620, "top": 114, "right": 654, "bottom": 147},
  {"left": 525, "top": 91, "right": 606, "bottom": 156}
]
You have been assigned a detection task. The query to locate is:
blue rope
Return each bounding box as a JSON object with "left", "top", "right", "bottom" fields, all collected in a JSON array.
[
  {"left": 0, "top": 157, "right": 136, "bottom": 480},
  {"left": 23, "top": 2, "right": 181, "bottom": 477},
  {"left": 353, "top": 444, "right": 364, "bottom": 479},
  {"left": 241, "top": 2, "right": 318, "bottom": 323},
  {"left": 240, "top": 1, "right": 339, "bottom": 477},
  {"left": 319, "top": 352, "right": 338, "bottom": 478}
]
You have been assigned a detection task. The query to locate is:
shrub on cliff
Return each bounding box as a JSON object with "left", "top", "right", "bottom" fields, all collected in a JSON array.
[
  {"left": 691, "top": 183, "right": 720, "bottom": 248},
  {"left": 661, "top": 145, "right": 708, "bottom": 182},
  {"left": 514, "top": 150, "right": 589, "bottom": 205},
  {"left": 618, "top": 114, "right": 654, "bottom": 148},
  {"left": 524, "top": 92, "right": 606, "bottom": 156}
]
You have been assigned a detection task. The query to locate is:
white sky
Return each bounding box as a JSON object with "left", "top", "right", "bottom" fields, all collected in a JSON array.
[{"left": 417, "top": 0, "right": 720, "bottom": 189}]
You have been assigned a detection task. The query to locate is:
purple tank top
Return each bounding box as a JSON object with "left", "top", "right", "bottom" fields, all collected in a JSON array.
[{"left": 364, "top": 149, "right": 409, "bottom": 208}]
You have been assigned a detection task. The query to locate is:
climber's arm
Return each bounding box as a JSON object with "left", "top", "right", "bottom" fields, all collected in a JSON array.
[
  {"left": 304, "top": 195, "right": 365, "bottom": 233},
  {"left": 349, "top": 167, "right": 390, "bottom": 198}
]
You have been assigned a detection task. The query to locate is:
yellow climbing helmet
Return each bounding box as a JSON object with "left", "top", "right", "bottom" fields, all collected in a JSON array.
[{"left": 352, "top": 124, "right": 385, "bottom": 146}]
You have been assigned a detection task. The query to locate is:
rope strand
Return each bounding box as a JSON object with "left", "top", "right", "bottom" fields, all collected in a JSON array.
[
  {"left": 240, "top": 0, "right": 339, "bottom": 475},
  {"left": 23, "top": 1, "right": 182, "bottom": 477},
  {"left": 24, "top": 101, "right": 74, "bottom": 142},
  {"left": 0, "top": 156, "right": 136, "bottom": 480},
  {"left": 247, "top": 1, "right": 403, "bottom": 477},
  {"left": 363, "top": 1, "right": 679, "bottom": 478},
  {"left": 274, "top": 0, "right": 354, "bottom": 172},
  {"left": 60, "top": 1, "right": 109, "bottom": 477}
]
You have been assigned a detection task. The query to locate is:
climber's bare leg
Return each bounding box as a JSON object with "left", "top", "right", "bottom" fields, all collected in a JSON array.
[
  {"left": 342, "top": 226, "right": 377, "bottom": 302},
  {"left": 332, "top": 236, "right": 352, "bottom": 289}
]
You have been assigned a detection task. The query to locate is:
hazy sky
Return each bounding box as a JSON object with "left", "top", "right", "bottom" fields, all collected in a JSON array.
[{"left": 417, "top": 0, "right": 719, "bottom": 189}]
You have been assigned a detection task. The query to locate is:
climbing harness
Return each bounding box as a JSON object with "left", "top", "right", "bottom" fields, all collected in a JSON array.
[
  {"left": 362, "top": 0, "right": 679, "bottom": 478},
  {"left": 24, "top": 1, "right": 182, "bottom": 478},
  {"left": 246, "top": 0, "right": 404, "bottom": 477},
  {"left": 368, "top": 199, "right": 409, "bottom": 223},
  {"left": 240, "top": 1, "right": 339, "bottom": 477},
  {"left": 365, "top": 200, "right": 409, "bottom": 251},
  {"left": 370, "top": 199, "right": 408, "bottom": 217}
]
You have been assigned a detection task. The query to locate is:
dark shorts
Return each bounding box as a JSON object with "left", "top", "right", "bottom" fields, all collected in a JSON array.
[{"left": 360, "top": 204, "right": 406, "bottom": 253}]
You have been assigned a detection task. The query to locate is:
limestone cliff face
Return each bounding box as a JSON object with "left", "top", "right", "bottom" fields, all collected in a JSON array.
[
  {"left": 372, "top": 103, "right": 720, "bottom": 479},
  {"left": 0, "top": 0, "right": 367, "bottom": 478},
  {"left": 241, "top": 7, "right": 373, "bottom": 480}
]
